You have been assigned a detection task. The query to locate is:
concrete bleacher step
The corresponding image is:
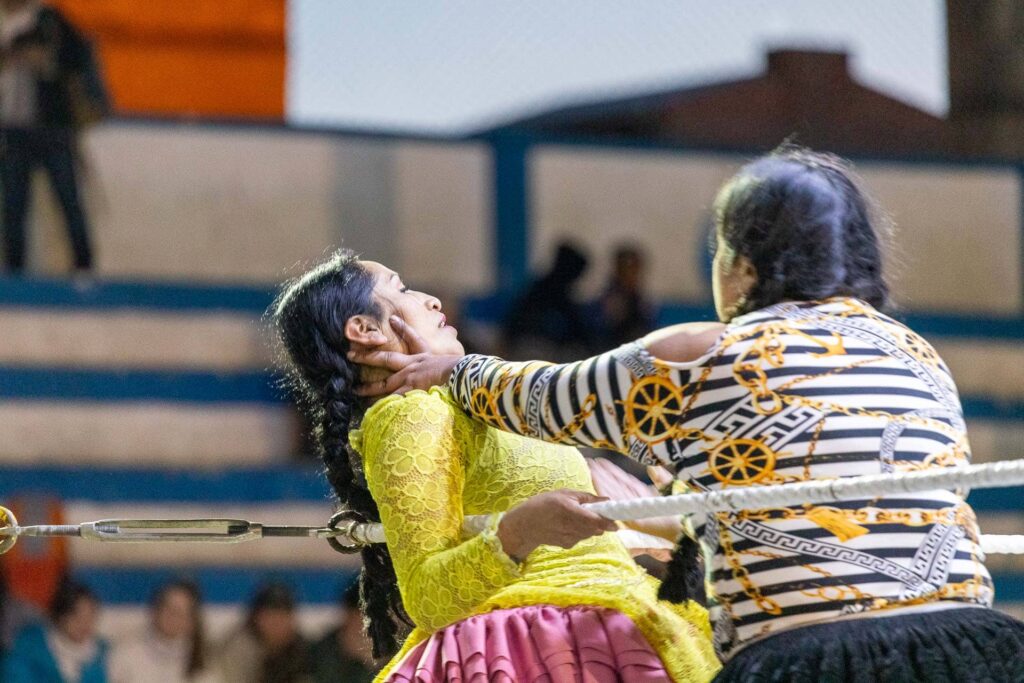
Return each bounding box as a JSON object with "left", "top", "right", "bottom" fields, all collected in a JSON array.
[
  {"left": 0, "top": 401, "right": 296, "bottom": 465},
  {"left": 0, "top": 308, "right": 271, "bottom": 370},
  {"left": 0, "top": 277, "right": 302, "bottom": 465},
  {"left": 0, "top": 278, "right": 353, "bottom": 640},
  {"left": 0, "top": 281, "right": 1021, "bottom": 467}
]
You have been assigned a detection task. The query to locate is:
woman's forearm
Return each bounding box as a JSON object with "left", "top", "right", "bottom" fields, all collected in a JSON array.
[{"left": 448, "top": 350, "right": 632, "bottom": 452}]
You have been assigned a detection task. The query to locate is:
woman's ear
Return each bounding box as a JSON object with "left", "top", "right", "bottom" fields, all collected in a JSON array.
[
  {"left": 735, "top": 255, "right": 758, "bottom": 298},
  {"left": 344, "top": 315, "right": 390, "bottom": 348}
]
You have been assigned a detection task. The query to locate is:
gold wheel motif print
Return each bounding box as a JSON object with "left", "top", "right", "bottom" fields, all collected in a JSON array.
[
  {"left": 623, "top": 376, "right": 684, "bottom": 444},
  {"left": 709, "top": 438, "right": 777, "bottom": 486},
  {"left": 470, "top": 388, "right": 502, "bottom": 424}
]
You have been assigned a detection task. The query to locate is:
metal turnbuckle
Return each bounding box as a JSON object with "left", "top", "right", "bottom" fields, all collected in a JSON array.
[{"left": 0, "top": 505, "right": 376, "bottom": 556}]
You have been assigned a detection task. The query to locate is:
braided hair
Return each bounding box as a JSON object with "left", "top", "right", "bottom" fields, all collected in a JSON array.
[
  {"left": 273, "top": 249, "right": 412, "bottom": 658},
  {"left": 714, "top": 145, "right": 891, "bottom": 321}
]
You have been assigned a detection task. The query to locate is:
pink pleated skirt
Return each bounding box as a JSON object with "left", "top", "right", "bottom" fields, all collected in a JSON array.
[{"left": 386, "top": 604, "right": 671, "bottom": 682}]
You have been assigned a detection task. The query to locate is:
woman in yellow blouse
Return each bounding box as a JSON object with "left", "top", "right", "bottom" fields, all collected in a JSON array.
[{"left": 273, "top": 251, "right": 718, "bottom": 682}]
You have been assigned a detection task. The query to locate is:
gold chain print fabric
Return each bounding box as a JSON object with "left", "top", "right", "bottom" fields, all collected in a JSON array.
[
  {"left": 449, "top": 298, "right": 994, "bottom": 660},
  {"left": 351, "top": 388, "right": 720, "bottom": 682}
]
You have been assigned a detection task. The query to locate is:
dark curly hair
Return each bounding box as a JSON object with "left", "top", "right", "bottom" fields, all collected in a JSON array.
[
  {"left": 49, "top": 575, "right": 97, "bottom": 623},
  {"left": 272, "top": 249, "right": 412, "bottom": 659},
  {"left": 713, "top": 146, "right": 891, "bottom": 320}
]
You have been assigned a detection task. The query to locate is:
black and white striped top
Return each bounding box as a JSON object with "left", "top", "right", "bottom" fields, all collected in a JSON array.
[{"left": 448, "top": 298, "right": 993, "bottom": 659}]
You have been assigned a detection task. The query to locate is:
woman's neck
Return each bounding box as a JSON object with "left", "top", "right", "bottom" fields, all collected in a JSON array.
[{"left": 359, "top": 365, "right": 390, "bottom": 387}]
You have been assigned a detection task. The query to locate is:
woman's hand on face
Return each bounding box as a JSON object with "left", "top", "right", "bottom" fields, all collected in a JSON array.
[
  {"left": 351, "top": 316, "right": 463, "bottom": 397},
  {"left": 496, "top": 489, "right": 617, "bottom": 563}
]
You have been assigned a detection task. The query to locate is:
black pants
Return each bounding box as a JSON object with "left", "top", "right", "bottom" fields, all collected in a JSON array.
[
  {"left": 714, "top": 607, "right": 1024, "bottom": 683},
  {"left": 1, "top": 127, "right": 92, "bottom": 271}
]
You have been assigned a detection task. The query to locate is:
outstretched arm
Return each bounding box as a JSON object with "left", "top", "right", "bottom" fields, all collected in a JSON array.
[
  {"left": 447, "top": 323, "right": 725, "bottom": 456},
  {"left": 448, "top": 351, "right": 632, "bottom": 451},
  {"left": 352, "top": 316, "right": 724, "bottom": 461}
]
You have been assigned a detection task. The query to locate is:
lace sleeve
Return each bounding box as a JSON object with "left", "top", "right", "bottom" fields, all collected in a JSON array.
[
  {"left": 360, "top": 391, "right": 521, "bottom": 631},
  {"left": 448, "top": 350, "right": 636, "bottom": 453}
]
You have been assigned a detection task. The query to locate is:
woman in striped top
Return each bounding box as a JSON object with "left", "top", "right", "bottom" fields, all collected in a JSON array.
[{"left": 355, "top": 147, "right": 1024, "bottom": 682}]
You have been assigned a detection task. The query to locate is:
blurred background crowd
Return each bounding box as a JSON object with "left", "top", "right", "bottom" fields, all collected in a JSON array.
[
  {"left": 0, "top": 1, "right": 1022, "bottom": 681},
  {"left": 1, "top": 570, "right": 377, "bottom": 682}
]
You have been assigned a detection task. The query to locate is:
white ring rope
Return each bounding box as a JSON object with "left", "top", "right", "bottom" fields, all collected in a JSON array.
[
  {"left": 2, "top": 460, "right": 1023, "bottom": 554},
  {"left": 354, "top": 459, "right": 1024, "bottom": 548},
  {"left": 979, "top": 535, "right": 1024, "bottom": 555}
]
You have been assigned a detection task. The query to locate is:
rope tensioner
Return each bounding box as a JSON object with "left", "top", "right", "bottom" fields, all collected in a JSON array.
[
  {"left": 3, "top": 459, "right": 1024, "bottom": 556},
  {"left": 0, "top": 507, "right": 374, "bottom": 555}
]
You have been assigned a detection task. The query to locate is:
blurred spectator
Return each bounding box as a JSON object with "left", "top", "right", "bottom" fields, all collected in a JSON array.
[
  {"left": 502, "top": 241, "right": 595, "bottom": 361},
  {"left": 309, "top": 584, "right": 376, "bottom": 683},
  {"left": 0, "top": 563, "right": 41, "bottom": 658},
  {"left": 2, "top": 575, "right": 109, "bottom": 682},
  {"left": 594, "top": 243, "right": 656, "bottom": 347},
  {"left": 216, "top": 582, "right": 312, "bottom": 683},
  {"left": 0, "top": 0, "right": 108, "bottom": 274},
  {"left": 109, "top": 579, "right": 216, "bottom": 683}
]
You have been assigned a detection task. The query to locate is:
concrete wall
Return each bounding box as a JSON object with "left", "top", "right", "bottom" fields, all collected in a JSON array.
[
  {"left": 28, "top": 123, "right": 495, "bottom": 295},
  {"left": 21, "top": 121, "right": 1023, "bottom": 315},
  {"left": 858, "top": 162, "right": 1022, "bottom": 314},
  {"left": 531, "top": 145, "right": 1023, "bottom": 314}
]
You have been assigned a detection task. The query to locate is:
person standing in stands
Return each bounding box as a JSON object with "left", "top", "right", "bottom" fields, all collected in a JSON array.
[
  {"left": 2, "top": 576, "right": 109, "bottom": 682},
  {"left": 0, "top": 0, "right": 107, "bottom": 274}
]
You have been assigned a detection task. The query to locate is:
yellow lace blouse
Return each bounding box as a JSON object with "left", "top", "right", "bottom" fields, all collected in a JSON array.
[{"left": 351, "top": 387, "right": 719, "bottom": 682}]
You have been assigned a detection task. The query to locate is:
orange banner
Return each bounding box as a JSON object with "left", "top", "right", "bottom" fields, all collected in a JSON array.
[
  {"left": 51, "top": 0, "right": 285, "bottom": 119},
  {"left": 3, "top": 497, "right": 68, "bottom": 610}
]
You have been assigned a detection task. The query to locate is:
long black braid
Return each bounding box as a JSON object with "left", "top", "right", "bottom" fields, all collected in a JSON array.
[{"left": 273, "top": 249, "right": 412, "bottom": 658}]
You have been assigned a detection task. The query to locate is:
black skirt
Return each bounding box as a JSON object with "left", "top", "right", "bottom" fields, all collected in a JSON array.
[{"left": 714, "top": 607, "right": 1024, "bottom": 683}]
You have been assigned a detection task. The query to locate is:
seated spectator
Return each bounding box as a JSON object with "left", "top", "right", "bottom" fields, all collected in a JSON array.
[
  {"left": 216, "top": 582, "right": 312, "bottom": 683},
  {"left": 502, "top": 241, "right": 596, "bottom": 361},
  {"left": 2, "top": 575, "right": 109, "bottom": 682},
  {"left": 109, "top": 579, "right": 215, "bottom": 683},
  {"left": 595, "top": 243, "right": 657, "bottom": 347},
  {"left": 310, "top": 584, "right": 377, "bottom": 683}
]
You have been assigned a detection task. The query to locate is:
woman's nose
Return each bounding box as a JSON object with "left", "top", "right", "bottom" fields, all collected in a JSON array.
[{"left": 426, "top": 296, "right": 442, "bottom": 311}]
